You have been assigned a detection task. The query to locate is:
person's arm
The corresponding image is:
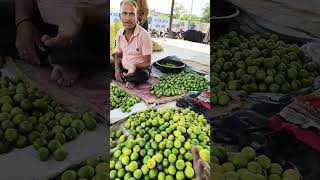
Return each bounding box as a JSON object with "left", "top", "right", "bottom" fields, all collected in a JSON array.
[
  {"left": 79, "top": 2, "right": 109, "bottom": 24},
  {"left": 140, "top": 0, "right": 149, "bottom": 24},
  {"left": 136, "top": 33, "right": 152, "bottom": 69},
  {"left": 115, "top": 52, "right": 123, "bottom": 71},
  {"left": 15, "top": 0, "right": 36, "bottom": 24},
  {"left": 135, "top": 55, "right": 151, "bottom": 69},
  {"left": 15, "top": 0, "right": 43, "bottom": 65}
]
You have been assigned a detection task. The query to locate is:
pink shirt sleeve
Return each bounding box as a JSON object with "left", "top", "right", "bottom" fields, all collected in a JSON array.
[
  {"left": 141, "top": 32, "right": 152, "bottom": 56},
  {"left": 115, "top": 31, "right": 122, "bottom": 53}
]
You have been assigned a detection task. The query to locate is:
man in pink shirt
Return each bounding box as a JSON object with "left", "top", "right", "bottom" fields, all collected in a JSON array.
[
  {"left": 114, "top": 0, "right": 152, "bottom": 89},
  {"left": 0, "top": 0, "right": 108, "bottom": 86}
]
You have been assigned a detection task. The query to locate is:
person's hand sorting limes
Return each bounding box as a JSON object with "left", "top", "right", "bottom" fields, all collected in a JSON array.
[{"left": 191, "top": 144, "right": 210, "bottom": 180}]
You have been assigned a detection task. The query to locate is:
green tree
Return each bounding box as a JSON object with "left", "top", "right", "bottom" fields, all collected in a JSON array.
[
  {"left": 173, "top": 3, "right": 187, "bottom": 19},
  {"left": 181, "top": 14, "right": 199, "bottom": 21},
  {"left": 200, "top": 2, "right": 210, "bottom": 23}
]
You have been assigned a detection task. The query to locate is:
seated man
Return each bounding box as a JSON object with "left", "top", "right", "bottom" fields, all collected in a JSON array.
[
  {"left": 10, "top": 0, "right": 108, "bottom": 86},
  {"left": 114, "top": 0, "right": 152, "bottom": 89}
]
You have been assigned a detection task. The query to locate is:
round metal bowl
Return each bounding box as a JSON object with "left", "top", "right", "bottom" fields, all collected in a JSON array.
[{"left": 155, "top": 58, "right": 186, "bottom": 73}]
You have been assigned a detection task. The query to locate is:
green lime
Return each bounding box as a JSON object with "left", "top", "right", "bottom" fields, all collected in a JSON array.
[
  {"left": 78, "top": 165, "right": 95, "bottom": 178},
  {"left": 110, "top": 160, "right": 116, "bottom": 170},
  {"left": 147, "top": 149, "right": 154, "bottom": 156},
  {"left": 151, "top": 142, "right": 158, "bottom": 150},
  {"left": 141, "top": 164, "right": 149, "bottom": 175},
  {"left": 15, "top": 135, "right": 28, "bottom": 148},
  {"left": 53, "top": 148, "right": 67, "bottom": 161},
  {"left": 153, "top": 153, "right": 163, "bottom": 163},
  {"left": 84, "top": 117, "right": 96, "bottom": 130},
  {"left": 133, "top": 169, "right": 142, "bottom": 179},
  {"left": 133, "top": 145, "right": 141, "bottom": 152},
  {"left": 124, "top": 172, "right": 132, "bottom": 180},
  {"left": 155, "top": 134, "right": 162, "bottom": 142},
  {"left": 140, "top": 149, "right": 147, "bottom": 157},
  {"left": 2, "top": 103, "right": 13, "bottom": 113},
  {"left": 71, "top": 119, "right": 85, "bottom": 133},
  {"left": 186, "top": 162, "right": 192, "bottom": 167},
  {"left": 131, "top": 151, "right": 139, "bottom": 161},
  {"left": 165, "top": 175, "right": 174, "bottom": 180},
  {"left": 122, "top": 147, "right": 132, "bottom": 156},
  {"left": 18, "top": 121, "right": 33, "bottom": 134},
  {"left": 184, "top": 152, "right": 193, "bottom": 161},
  {"left": 147, "top": 158, "right": 156, "bottom": 169},
  {"left": 61, "top": 170, "right": 77, "bottom": 180},
  {"left": 162, "top": 158, "right": 169, "bottom": 168},
  {"left": 164, "top": 149, "right": 171, "bottom": 157},
  {"left": 37, "top": 147, "right": 49, "bottom": 161},
  {"left": 48, "top": 139, "right": 61, "bottom": 152},
  {"left": 172, "top": 148, "right": 179, "bottom": 156},
  {"left": 176, "top": 171, "right": 185, "bottom": 180},
  {"left": 148, "top": 169, "right": 158, "bottom": 179},
  {"left": 64, "top": 127, "right": 77, "bottom": 141},
  {"left": 126, "top": 139, "right": 136, "bottom": 149},
  {"left": 174, "top": 140, "right": 182, "bottom": 148},
  {"left": 60, "top": 116, "right": 72, "bottom": 127},
  {"left": 168, "top": 165, "right": 176, "bottom": 176},
  {"left": 5, "top": 128, "right": 18, "bottom": 142},
  {"left": 55, "top": 133, "right": 66, "bottom": 144},
  {"left": 10, "top": 107, "right": 23, "bottom": 116},
  {"left": 168, "top": 154, "right": 177, "bottom": 163},
  {"left": 143, "top": 156, "right": 151, "bottom": 164},
  {"left": 199, "top": 149, "right": 210, "bottom": 163},
  {"left": 176, "top": 159, "right": 186, "bottom": 170},
  {"left": 121, "top": 155, "right": 130, "bottom": 165},
  {"left": 115, "top": 161, "right": 123, "bottom": 170},
  {"left": 128, "top": 161, "right": 138, "bottom": 172},
  {"left": 119, "top": 135, "right": 126, "bottom": 143},
  {"left": 110, "top": 170, "right": 117, "bottom": 179},
  {"left": 33, "top": 138, "right": 48, "bottom": 150},
  {"left": 86, "top": 156, "right": 100, "bottom": 167},
  {"left": 166, "top": 141, "right": 173, "bottom": 149}
]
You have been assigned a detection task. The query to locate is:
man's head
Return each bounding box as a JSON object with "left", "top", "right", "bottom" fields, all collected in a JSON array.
[{"left": 120, "top": 0, "right": 138, "bottom": 30}]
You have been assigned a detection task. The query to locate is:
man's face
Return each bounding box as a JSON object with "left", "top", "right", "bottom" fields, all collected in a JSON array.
[{"left": 120, "top": 3, "right": 137, "bottom": 30}]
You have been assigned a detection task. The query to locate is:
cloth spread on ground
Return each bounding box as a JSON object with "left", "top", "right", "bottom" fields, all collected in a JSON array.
[
  {"left": 278, "top": 89, "right": 320, "bottom": 131},
  {"left": 0, "top": 124, "right": 107, "bottom": 180},
  {"left": 193, "top": 90, "right": 211, "bottom": 110},
  {"left": 268, "top": 116, "right": 320, "bottom": 153},
  {"left": 113, "top": 78, "right": 185, "bottom": 104},
  {"left": 229, "top": 0, "right": 320, "bottom": 41},
  {"left": 211, "top": 91, "right": 252, "bottom": 118},
  {"left": 6, "top": 58, "right": 108, "bottom": 122}
]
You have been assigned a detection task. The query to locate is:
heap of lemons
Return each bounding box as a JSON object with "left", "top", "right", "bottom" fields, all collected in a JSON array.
[
  {"left": 59, "top": 154, "right": 108, "bottom": 180},
  {"left": 0, "top": 75, "right": 97, "bottom": 162},
  {"left": 110, "top": 107, "right": 210, "bottom": 179}
]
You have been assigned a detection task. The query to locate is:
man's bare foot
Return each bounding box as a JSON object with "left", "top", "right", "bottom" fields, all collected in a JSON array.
[
  {"left": 126, "top": 82, "right": 135, "bottom": 89},
  {"left": 50, "top": 65, "right": 79, "bottom": 87}
]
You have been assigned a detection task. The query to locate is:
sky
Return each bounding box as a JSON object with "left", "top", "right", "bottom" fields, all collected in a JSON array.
[{"left": 111, "top": 0, "right": 210, "bottom": 17}]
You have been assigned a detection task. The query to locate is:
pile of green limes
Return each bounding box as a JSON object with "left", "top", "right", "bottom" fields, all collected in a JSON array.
[
  {"left": 110, "top": 84, "right": 141, "bottom": 112},
  {"left": 212, "top": 146, "right": 301, "bottom": 180},
  {"left": 58, "top": 154, "right": 108, "bottom": 180},
  {"left": 151, "top": 72, "right": 209, "bottom": 97},
  {"left": 211, "top": 31, "right": 319, "bottom": 94},
  {"left": 0, "top": 75, "right": 97, "bottom": 162},
  {"left": 110, "top": 107, "right": 210, "bottom": 180}
]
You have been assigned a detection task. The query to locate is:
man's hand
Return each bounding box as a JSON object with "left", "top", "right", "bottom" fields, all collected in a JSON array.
[
  {"left": 41, "top": 8, "right": 84, "bottom": 47},
  {"left": 123, "top": 64, "right": 136, "bottom": 77},
  {"left": 115, "top": 69, "right": 123, "bottom": 83},
  {"left": 15, "top": 21, "right": 44, "bottom": 65},
  {"left": 190, "top": 145, "right": 210, "bottom": 180}
]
